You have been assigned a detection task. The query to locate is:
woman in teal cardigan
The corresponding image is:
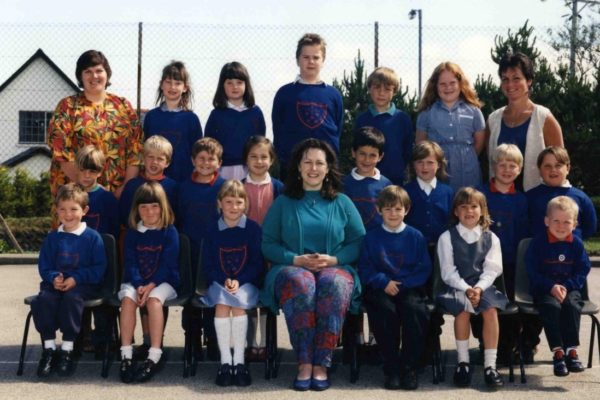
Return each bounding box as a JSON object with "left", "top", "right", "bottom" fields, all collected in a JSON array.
[{"left": 260, "top": 139, "right": 365, "bottom": 391}]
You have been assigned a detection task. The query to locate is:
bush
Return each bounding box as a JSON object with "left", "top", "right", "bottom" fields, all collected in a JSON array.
[{"left": 0, "top": 167, "right": 51, "bottom": 218}]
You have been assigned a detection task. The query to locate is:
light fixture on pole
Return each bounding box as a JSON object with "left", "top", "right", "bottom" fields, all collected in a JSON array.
[{"left": 409, "top": 9, "right": 422, "bottom": 98}]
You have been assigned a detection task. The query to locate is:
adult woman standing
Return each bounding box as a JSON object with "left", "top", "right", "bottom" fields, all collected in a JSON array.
[
  {"left": 486, "top": 52, "right": 563, "bottom": 191},
  {"left": 260, "top": 138, "right": 365, "bottom": 391},
  {"left": 48, "top": 50, "right": 143, "bottom": 199}
]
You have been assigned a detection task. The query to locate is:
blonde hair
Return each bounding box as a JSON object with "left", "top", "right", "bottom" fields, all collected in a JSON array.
[
  {"left": 376, "top": 185, "right": 411, "bottom": 211},
  {"left": 418, "top": 61, "right": 482, "bottom": 111},
  {"left": 547, "top": 195, "right": 579, "bottom": 221},
  {"left": 55, "top": 182, "right": 88, "bottom": 208},
  {"left": 492, "top": 143, "right": 523, "bottom": 168},
  {"left": 410, "top": 140, "right": 448, "bottom": 181},
  {"left": 451, "top": 187, "right": 492, "bottom": 230},
  {"left": 128, "top": 181, "right": 174, "bottom": 229},
  {"left": 367, "top": 67, "right": 400, "bottom": 94},
  {"left": 217, "top": 179, "right": 248, "bottom": 213},
  {"left": 76, "top": 145, "right": 105, "bottom": 172},
  {"left": 144, "top": 135, "right": 173, "bottom": 162}
]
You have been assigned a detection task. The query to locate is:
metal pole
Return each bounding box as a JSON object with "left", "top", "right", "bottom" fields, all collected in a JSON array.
[
  {"left": 374, "top": 21, "right": 379, "bottom": 68},
  {"left": 570, "top": 0, "right": 578, "bottom": 77},
  {"left": 137, "top": 22, "right": 143, "bottom": 118},
  {"left": 418, "top": 10, "right": 422, "bottom": 99}
]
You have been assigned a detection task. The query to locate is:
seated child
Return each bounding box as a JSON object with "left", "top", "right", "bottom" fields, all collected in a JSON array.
[
  {"left": 200, "top": 180, "right": 264, "bottom": 387},
  {"left": 358, "top": 185, "right": 431, "bottom": 390},
  {"left": 525, "top": 196, "right": 591, "bottom": 377},
  {"left": 437, "top": 187, "right": 508, "bottom": 389},
  {"left": 32, "top": 183, "right": 107, "bottom": 377},
  {"left": 118, "top": 182, "right": 180, "bottom": 383}
]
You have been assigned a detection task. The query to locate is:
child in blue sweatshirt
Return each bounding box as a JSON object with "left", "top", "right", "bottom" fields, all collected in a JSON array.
[{"left": 358, "top": 185, "right": 431, "bottom": 390}]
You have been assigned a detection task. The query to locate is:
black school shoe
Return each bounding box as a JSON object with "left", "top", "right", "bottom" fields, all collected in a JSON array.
[
  {"left": 401, "top": 368, "right": 418, "bottom": 390},
  {"left": 566, "top": 350, "right": 585, "bottom": 373},
  {"left": 483, "top": 367, "right": 504, "bottom": 388},
  {"left": 120, "top": 358, "right": 135, "bottom": 383},
  {"left": 384, "top": 372, "right": 401, "bottom": 390},
  {"left": 553, "top": 353, "right": 570, "bottom": 377},
  {"left": 36, "top": 348, "right": 56, "bottom": 378},
  {"left": 135, "top": 359, "right": 159, "bottom": 382},
  {"left": 56, "top": 350, "right": 76, "bottom": 377},
  {"left": 215, "top": 363, "right": 233, "bottom": 387},
  {"left": 233, "top": 364, "right": 252, "bottom": 386},
  {"left": 453, "top": 362, "right": 472, "bottom": 387}
]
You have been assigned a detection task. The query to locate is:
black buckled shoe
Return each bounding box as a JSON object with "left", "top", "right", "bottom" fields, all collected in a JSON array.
[
  {"left": 215, "top": 363, "right": 233, "bottom": 387},
  {"left": 453, "top": 362, "right": 471, "bottom": 387},
  {"left": 56, "top": 350, "right": 75, "bottom": 377},
  {"left": 553, "top": 353, "right": 569, "bottom": 377},
  {"left": 566, "top": 350, "right": 585, "bottom": 373},
  {"left": 120, "top": 358, "right": 135, "bottom": 383},
  {"left": 135, "top": 359, "right": 158, "bottom": 382},
  {"left": 36, "top": 348, "right": 56, "bottom": 378},
  {"left": 483, "top": 367, "right": 504, "bottom": 388},
  {"left": 401, "top": 369, "right": 418, "bottom": 390},
  {"left": 233, "top": 363, "right": 251, "bottom": 386}
]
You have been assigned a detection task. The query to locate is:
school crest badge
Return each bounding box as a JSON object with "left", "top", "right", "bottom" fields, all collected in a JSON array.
[
  {"left": 84, "top": 213, "right": 100, "bottom": 230},
  {"left": 297, "top": 102, "right": 328, "bottom": 129},
  {"left": 220, "top": 246, "right": 248, "bottom": 276},
  {"left": 57, "top": 252, "right": 79, "bottom": 273},
  {"left": 352, "top": 197, "right": 378, "bottom": 226},
  {"left": 137, "top": 245, "right": 163, "bottom": 279}
]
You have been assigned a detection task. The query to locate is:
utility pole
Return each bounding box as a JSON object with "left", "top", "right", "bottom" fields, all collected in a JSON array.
[{"left": 565, "top": 0, "right": 600, "bottom": 77}]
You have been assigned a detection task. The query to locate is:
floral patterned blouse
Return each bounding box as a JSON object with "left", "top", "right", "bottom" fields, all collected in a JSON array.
[{"left": 48, "top": 92, "right": 143, "bottom": 195}]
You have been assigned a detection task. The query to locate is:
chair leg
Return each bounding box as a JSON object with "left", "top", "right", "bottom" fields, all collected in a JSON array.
[
  {"left": 265, "top": 311, "right": 276, "bottom": 379},
  {"left": 431, "top": 340, "right": 439, "bottom": 384},
  {"left": 17, "top": 310, "right": 33, "bottom": 376},
  {"left": 517, "top": 328, "right": 527, "bottom": 384},
  {"left": 183, "top": 330, "right": 191, "bottom": 378},
  {"left": 589, "top": 315, "right": 600, "bottom": 369},
  {"left": 349, "top": 315, "right": 359, "bottom": 383}
]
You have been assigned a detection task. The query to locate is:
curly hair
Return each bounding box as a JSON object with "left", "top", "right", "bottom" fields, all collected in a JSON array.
[{"left": 418, "top": 61, "right": 481, "bottom": 112}]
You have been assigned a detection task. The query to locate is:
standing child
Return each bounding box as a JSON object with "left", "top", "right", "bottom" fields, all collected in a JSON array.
[
  {"left": 272, "top": 33, "right": 343, "bottom": 178},
  {"left": 437, "top": 187, "right": 508, "bottom": 388},
  {"left": 118, "top": 182, "right": 180, "bottom": 383},
  {"left": 526, "top": 196, "right": 590, "bottom": 377},
  {"left": 416, "top": 62, "right": 485, "bottom": 191},
  {"left": 32, "top": 183, "right": 107, "bottom": 377},
  {"left": 143, "top": 60, "right": 203, "bottom": 183},
  {"left": 201, "top": 180, "right": 264, "bottom": 386},
  {"left": 358, "top": 186, "right": 431, "bottom": 390},
  {"left": 526, "top": 146, "right": 597, "bottom": 240},
  {"left": 205, "top": 62, "right": 266, "bottom": 180},
  {"left": 343, "top": 126, "right": 392, "bottom": 232},
  {"left": 355, "top": 67, "right": 413, "bottom": 185},
  {"left": 241, "top": 136, "right": 283, "bottom": 360}
]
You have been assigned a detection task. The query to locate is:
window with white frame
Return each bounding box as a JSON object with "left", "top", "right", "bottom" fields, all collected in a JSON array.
[{"left": 19, "top": 111, "right": 52, "bottom": 144}]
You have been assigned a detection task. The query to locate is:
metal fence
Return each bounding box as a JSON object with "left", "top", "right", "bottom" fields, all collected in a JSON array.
[{"left": 0, "top": 21, "right": 560, "bottom": 181}]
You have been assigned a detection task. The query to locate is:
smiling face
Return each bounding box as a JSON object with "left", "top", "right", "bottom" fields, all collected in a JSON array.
[
  {"left": 218, "top": 195, "right": 246, "bottom": 226},
  {"left": 246, "top": 143, "right": 273, "bottom": 181},
  {"left": 379, "top": 202, "right": 407, "bottom": 231},
  {"left": 298, "top": 148, "right": 329, "bottom": 191},
  {"left": 539, "top": 153, "right": 570, "bottom": 187},
  {"left": 494, "top": 159, "right": 521, "bottom": 187},
  {"left": 138, "top": 202, "right": 161, "bottom": 228},
  {"left": 57, "top": 199, "right": 88, "bottom": 232},
  {"left": 501, "top": 66, "right": 532, "bottom": 102},
  {"left": 143, "top": 150, "right": 170, "bottom": 180},
  {"left": 351, "top": 145, "right": 383, "bottom": 177},
  {"left": 545, "top": 208, "right": 577, "bottom": 241},
  {"left": 455, "top": 201, "right": 482, "bottom": 229},
  {"left": 437, "top": 70, "right": 460, "bottom": 107},
  {"left": 297, "top": 44, "right": 324, "bottom": 83},
  {"left": 81, "top": 64, "right": 108, "bottom": 96},
  {"left": 414, "top": 154, "right": 440, "bottom": 183},
  {"left": 160, "top": 78, "right": 187, "bottom": 106},
  {"left": 192, "top": 150, "right": 221, "bottom": 182}
]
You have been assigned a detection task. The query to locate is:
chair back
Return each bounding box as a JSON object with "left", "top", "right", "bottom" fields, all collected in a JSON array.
[
  {"left": 177, "top": 233, "right": 193, "bottom": 298},
  {"left": 514, "top": 238, "right": 534, "bottom": 305},
  {"left": 100, "top": 234, "right": 120, "bottom": 297},
  {"left": 194, "top": 239, "right": 209, "bottom": 296}
]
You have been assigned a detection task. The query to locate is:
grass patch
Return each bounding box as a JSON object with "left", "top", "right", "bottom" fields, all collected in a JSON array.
[{"left": 584, "top": 236, "right": 600, "bottom": 256}]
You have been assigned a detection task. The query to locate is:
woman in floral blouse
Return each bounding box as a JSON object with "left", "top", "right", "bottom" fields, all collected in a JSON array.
[{"left": 48, "top": 50, "right": 143, "bottom": 200}]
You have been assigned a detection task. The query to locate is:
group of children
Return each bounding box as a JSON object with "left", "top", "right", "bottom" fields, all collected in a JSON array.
[{"left": 29, "top": 31, "right": 596, "bottom": 392}]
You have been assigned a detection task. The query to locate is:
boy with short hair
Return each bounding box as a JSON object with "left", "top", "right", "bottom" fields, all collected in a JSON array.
[
  {"left": 525, "top": 196, "right": 591, "bottom": 377},
  {"left": 31, "top": 183, "right": 107, "bottom": 377},
  {"left": 355, "top": 67, "right": 413, "bottom": 185},
  {"left": 272, "top": 33, "right": 343, "bottom": 178},
  {"left": 358, "top": 185, "right": 431, "bottom": 390},
  {"left": 343, "top": 126, "right": 392, "bottom": 232},
  {"left": 526, "top": 146, "right": 597, "bottom": 239}
]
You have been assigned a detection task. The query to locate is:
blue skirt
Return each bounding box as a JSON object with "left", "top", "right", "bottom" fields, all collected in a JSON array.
[
  {"left": 437, "top": 285, "right": 508, "bottom": 316},
  {"left": 200, "top": 282, "right": 259, "bottom": 309}
]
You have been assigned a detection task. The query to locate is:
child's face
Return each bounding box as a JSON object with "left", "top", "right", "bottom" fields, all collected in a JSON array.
[
  {"left": 56, "top": 199, "right": 88, "bottom": 232},
  {"left": 378, "top": 202, "right": 407, "bottom": 231},
  {"left": 246, "top": 143, "right": 273, "bottom": 179},
  {"left": 455, "top": 201, "right": 481, "bottom": 229},
  {"left": 494, "top": 159, "right": 521, "bottom": 186},
  {"left": 539, "top": 153, "right": 570, "bottom": 187},
  {"left": 437, "top": 70, "right": 460, "bottom": 106},
  {"left": 144, "top": 150, "right": 170, "bottom": 179},
  {"left": 218, "top": 195, "right": 246, "bottom": 225},
  {"left": 77, "top": 168, "right": 102, "bottom": 191},
  {"left": 414, "top": 154, "right": 439, "bottom": 182},
  {"left": 368, "top": 83, "right": 395, "bottom": 112},
  {"left": 160, "top": 78, "right": 187, "bottom": 104},
  {"left": 297, "top": 45, "right": 324, "bottom": 81},
  {"left": 224, "top": 78, "right": 246, "bottom": 105},
  {"left": 138, "top": 202, "right": 161, "bottom": 228},
  {"left": 545, "top": 208, "right": 577, "bottom": 240},
  {"left": 192, "top": 150, "right": 221, "bottom": 180},
  {"left": 351, "top": 145, "right": 383, "bottom": 177}
]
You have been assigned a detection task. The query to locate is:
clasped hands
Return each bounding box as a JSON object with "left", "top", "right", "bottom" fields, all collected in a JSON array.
[
  {"left": 294, "top": 253, "right": 337, "bottom": 272},
  {"left": 551, "top": 284, "right": 568, "bottom": 303},
  {"left": 52, "top": 273, "right": 76, "bottom": 291},
  {"left": 466, "top": 287, "right": 483, "bottom": 307}
]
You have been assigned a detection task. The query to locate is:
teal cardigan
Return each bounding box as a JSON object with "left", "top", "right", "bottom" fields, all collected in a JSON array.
[{"left": 259, "top": 192, "right": 366, "bottom": 314}]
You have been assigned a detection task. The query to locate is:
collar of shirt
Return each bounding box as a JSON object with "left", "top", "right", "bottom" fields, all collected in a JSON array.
[
  {"left": 191, "top": 171, "right": 219, "bottom": 185},
  {"left": 350, "top": 167, "right": 381, "bottom": 181},
  {"left": 141, "top": 171, "right": 166, "bottom": 182},
  {"left": 417, "top": 177, "right": 437, "bottom": 195},
  {"left": 547, "top": 229, "right": 574, "bottom": 244},
  {"left": 58, "top": 222, "right": 87, "bottom": 236},
  {"left": 218, "top": 214, "right": 247, "bottom": 231},
  {"left": 294, "top": 75, "right": 325, "bottom": 85},
  {"left": 227, "top": 101, "right": 248, "bottom": 112},
  {"left": 456, "top": 223, "right": 482, "bottom": 243},
  {"left": 489, "top": 178, "right": 516, "bottom": 194},
  {"left": 89, "top": 184, "right": 101, "bottom": 193},
  {"left": 382, "top": 222, "right": 406, "bottom": 234},
  {"left": 542, "top": 180, "right": 572, "bottom": 188},
  {"left": 435, "top": 99, "right": 464, "bottom": 112},
  {"left": 368, "top": 103, "right": 396, "bottom": 116},
  {"left": 245, "top": 173, "right": 272, "bottom": 185},
  {"left": 160, "top": 102, "right": 182, "bottom": 112},
  {"left": 137, "top": 221, "right": 159, "bottom": 233}
]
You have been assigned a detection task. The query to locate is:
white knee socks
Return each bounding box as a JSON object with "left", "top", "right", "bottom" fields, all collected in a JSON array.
[
  {"left": 214, "top": 317, "right": 232, "bottom": 365},
  {"left": 232, "top": 315, "right": 248, "bottom": 365}
]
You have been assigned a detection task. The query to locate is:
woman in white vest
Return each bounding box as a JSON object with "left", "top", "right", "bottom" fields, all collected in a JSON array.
[{"left": 486, "top": 52, "right": 563, "bottom": 191}]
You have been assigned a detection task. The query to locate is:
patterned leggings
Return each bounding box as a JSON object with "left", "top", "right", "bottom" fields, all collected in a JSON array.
[{"left": 274, "top": 266, "right": 353, "bottom": 367}]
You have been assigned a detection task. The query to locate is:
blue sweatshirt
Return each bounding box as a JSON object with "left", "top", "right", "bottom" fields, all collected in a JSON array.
[
  {"left": 202, "top": 217, "right": 264, "bottom": 286},
  {"left": 38, "top": 226, "right": 106, "bottom": 286},
  {"left": 526, "top": 183, "right": 597, "bottom": 239},
  {"left": 205, "top": 106, "right": 266, "bottom": 166},
  {"left": 358, "top": 224, "right": 431, "bottom": 290},
  {"left": 404, "top": 180, "right": 454, "bottom": 245},
  {"left": 123, "top": 224, "right": 180, "bottom": 289},
  {"left": 272, "top": 82, "right": 343, "bottom": 165},
  {"left": 355, "top": 105, "right": 414, "bottom": 184},
  {"left": 342, "top": 172, "right": 392, "bottom": 231},
  {"left": 525, "top": 231, "right": 590, "bottom": 298},
  {"left": 143, "top": 107, "right": 203, "bottom": 182},
  {"left": 118, "top": 175, "right": 178, "bottom": 226},
  {"left": 85, "top": 186, "right": 119, "bottom": 238}
]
